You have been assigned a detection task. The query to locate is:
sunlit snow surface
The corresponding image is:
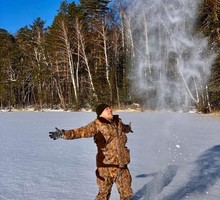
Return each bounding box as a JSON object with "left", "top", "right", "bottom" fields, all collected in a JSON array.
[{"left": 0, "top": 111, "right": 220, "bottom": 200}]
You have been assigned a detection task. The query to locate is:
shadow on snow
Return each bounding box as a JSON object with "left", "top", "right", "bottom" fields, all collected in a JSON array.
[
  {"left": 162, "top": 145, "right": 220, "bottom": 200},
  {"left": 132, "top": 145, "right": 220, "bottom": 200},
  {"left": 132, "top": 165, "right": 179, "bottom": 200}
]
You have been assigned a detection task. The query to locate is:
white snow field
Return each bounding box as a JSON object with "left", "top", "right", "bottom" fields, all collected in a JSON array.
[{"left": 0, "top": 111, "right": 220, "bottom": 200}]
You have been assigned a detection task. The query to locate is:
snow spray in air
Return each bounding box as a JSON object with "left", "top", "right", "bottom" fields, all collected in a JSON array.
[{"left": 123, "top": 0, "right": 216, "bottom": 111}]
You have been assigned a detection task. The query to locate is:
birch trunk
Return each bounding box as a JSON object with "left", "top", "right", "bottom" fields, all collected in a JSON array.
[
  {"left": 144, "top": 14, "right": 151, "bottom": 76},
  {"left": 76, "top": 21, "right": 98, "bottom": 101},
  {"left": 60, "top": 20, "right": 78, "bottom": 103},
  {"left": 101, "top": 20, "right": 112, "bottom": 100}
]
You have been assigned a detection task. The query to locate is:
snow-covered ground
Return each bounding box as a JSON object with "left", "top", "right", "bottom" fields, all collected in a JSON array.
[{"left": 0, "top": 111, "right": 220, "bottom": 200}]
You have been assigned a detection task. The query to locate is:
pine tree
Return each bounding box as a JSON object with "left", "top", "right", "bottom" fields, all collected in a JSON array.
[
  {"left": 0, "top": 29, "right": 17, "bottom": 109},
  {"left": 80, "top": 0, "right": 111, "bottom": 17},
  {"left": 197, "top": 0, "right": 220, "bottom": 110}
]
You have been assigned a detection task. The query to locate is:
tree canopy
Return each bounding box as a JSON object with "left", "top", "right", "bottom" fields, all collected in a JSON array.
[{"left": 0, "top": 0, "right": 219, "bottom": 112}]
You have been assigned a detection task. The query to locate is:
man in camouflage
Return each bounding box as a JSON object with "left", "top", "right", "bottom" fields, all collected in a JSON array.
[{"left": 49, "top": 103, "right": 133, "bottom": 200}]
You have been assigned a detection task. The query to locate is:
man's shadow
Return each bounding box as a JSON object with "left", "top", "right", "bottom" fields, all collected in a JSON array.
[
  {"left": 162, "top": 145, "right": 220, "bottom": 200},
  {"left": 132, "top": 165, "right": 179, "bottom": 200},
  {"left": 132, "top": 145, "right": 220, "bottom": 200}
]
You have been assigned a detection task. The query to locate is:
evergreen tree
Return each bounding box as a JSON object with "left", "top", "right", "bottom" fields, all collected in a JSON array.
[
  {"left": 197, "top": 0, "right": 220, "bottom": 110},
  {"left": 80, "top": 0, "right": 111, "bottom": 16},
  {"left": 15, "top": 18, "right": 49, "bottom": 109},
  {"left": 0, "top": 29, "right": 17, "bottom": 109}
]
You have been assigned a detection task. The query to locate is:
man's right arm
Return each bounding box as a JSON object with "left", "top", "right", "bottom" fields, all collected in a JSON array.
[{"left": 61, "top": 121, "right": 97, "bottom": 140}]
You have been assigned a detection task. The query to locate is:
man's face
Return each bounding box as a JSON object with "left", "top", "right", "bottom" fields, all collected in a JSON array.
[{"left": 100, "top": 107, "right": 113, "bottom": 120}]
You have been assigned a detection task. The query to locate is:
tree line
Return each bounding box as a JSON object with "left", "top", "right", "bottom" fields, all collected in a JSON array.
[{"left": 0, "top": 0, "right": 219, "bottom": 112}]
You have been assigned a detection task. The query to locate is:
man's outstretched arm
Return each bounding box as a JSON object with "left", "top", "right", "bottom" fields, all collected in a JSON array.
[
  {"left": 49, "top": 127, "right": 64, "bottom": 140},
  {"left": 49, "top": 121, "right": 97, "bottom": 140}
]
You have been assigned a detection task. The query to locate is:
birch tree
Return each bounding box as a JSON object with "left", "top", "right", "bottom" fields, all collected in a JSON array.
[
  {"left": 29, "top": 17, "right": 49, "bottom": 110},
  {"left": 48, "top": 1, "right": 79, "bottom": 108}
]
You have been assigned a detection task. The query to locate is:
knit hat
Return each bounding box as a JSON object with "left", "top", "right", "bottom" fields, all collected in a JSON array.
[{"left": 96, "top": 103, "right": 110, "bottom": 117}]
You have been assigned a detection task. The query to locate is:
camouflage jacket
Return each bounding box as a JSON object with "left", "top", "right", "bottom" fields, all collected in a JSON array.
[{"left": 62, "top": 115, "right": 132, "bottom": 168}]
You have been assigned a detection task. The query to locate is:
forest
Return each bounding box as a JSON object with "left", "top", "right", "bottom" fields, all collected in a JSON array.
[{"left": 0, "top": 0, "right": 219, "bottom": 112}]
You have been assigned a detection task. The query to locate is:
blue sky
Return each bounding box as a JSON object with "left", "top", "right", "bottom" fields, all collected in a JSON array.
[{"left": 0, "top": 0, "right": 79, "bottom": 34}]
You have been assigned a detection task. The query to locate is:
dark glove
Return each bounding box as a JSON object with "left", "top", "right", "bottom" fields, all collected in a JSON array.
[
  {"left": 49, "top": 127, "right": 64, "bottom": 140},
  {"left": 129, "top": 122, "right": 133, "bottom": 133}
]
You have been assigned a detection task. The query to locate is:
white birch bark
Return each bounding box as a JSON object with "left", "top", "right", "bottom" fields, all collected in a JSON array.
[
  {"left": 144, "top": 14, "right": 151, "bottom": 76},
  {"left": 93, "top": 18, "right": 113, "bottom": 100},
  {"left": 75, "top": 20, "right": 98, "bottom": 100},
  {"left": 59, "top": 20, "right": 78, "bottom": 103}
]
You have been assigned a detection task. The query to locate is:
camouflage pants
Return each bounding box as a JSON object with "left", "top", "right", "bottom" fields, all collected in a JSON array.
[{"left": 95, "top": 166, "right": 133, "bottom": 200}]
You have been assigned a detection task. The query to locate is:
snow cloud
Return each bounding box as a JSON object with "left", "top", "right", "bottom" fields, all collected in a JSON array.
[{"left": 123, "top": 0, "right": 216, "bottom": 110}]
